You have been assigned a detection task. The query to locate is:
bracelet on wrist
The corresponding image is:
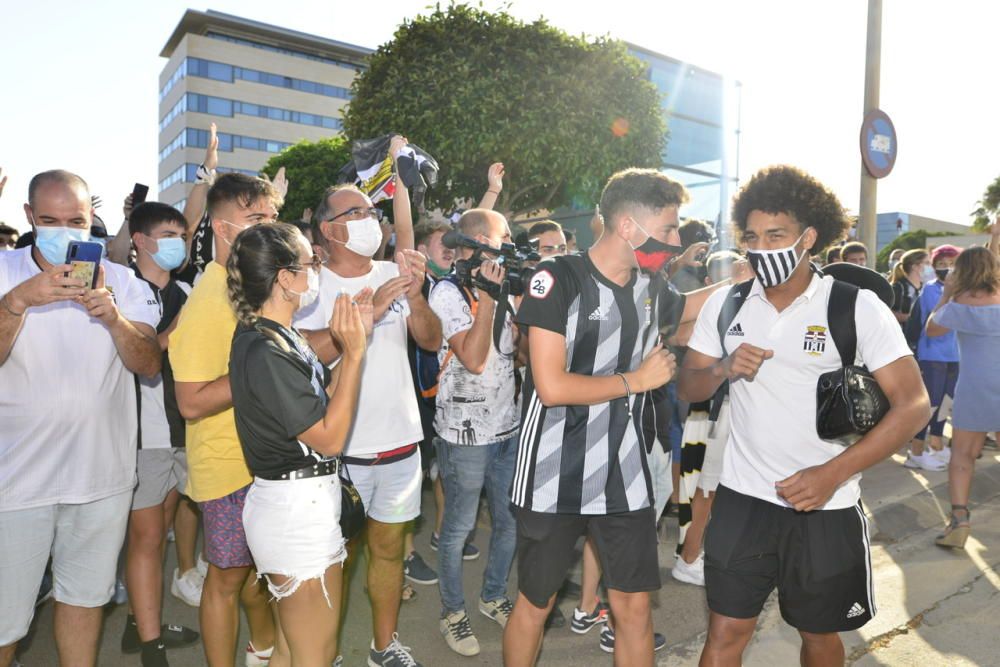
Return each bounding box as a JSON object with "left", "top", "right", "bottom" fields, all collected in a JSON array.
[
  {"left": 616, "top": 372, "right": 633, "bottom": 418},
  {"left": 487, "top": 189, "right": 501, "bottom": 195}
]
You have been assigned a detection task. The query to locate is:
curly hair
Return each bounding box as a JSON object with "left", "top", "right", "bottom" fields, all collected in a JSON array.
[
  {"left": 731, "top": 165, "right": 849, "bottom": 252},
  {"left": 226, "top": 223, "right": 303, "bottom": 327}
]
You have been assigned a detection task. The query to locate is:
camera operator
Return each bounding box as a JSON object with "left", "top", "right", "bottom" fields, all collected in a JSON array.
[{"left": 428, "top": 209, "right": 520, "bottom": 657}]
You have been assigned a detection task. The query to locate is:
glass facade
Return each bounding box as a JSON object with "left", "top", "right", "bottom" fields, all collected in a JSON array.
[
  {"left": 205, "top": 31, "right": 366, "bottom": 71},
  {"left": 631, "top": 47, "right": 741, "bottom": 235},
  {"left": 159, "top": 92, "right": 342, "bottom": 131},
  {"left": 159, "top": 57, "right": 351, "bottom": 102},
  {"left": 160, "top": 127, "right": 292, "bottom": 161},
  {"left": 159, "top": 163, "right": 259, "bottom": 192}
]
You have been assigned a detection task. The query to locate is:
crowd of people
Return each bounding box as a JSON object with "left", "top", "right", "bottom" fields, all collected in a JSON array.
[{"left": 0, "top": 130, "right": 999, "bottom": 667}]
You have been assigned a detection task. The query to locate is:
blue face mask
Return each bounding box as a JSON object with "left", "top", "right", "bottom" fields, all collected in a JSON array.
[
  {"left": 34, "top": 225, "right": 90, "bottom": 265},
  {"left": 146, "top": 236, "right": 187, "bottom": 271}
]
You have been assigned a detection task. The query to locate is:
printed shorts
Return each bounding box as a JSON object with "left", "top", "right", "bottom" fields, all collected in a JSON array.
[{"left": 199, "top": 484, "right": 253, "bottom": 569}]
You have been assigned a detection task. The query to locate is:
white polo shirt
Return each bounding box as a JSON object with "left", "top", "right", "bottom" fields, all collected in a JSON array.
[
  {"left": 294, "top": 262, "right": 423, "bottom": 456},
  {"left": 688, "top": 274, "right": 911, "bottom": 510},
  {"left": 0, "top": 247, "right": 160, "bottom": 511}
]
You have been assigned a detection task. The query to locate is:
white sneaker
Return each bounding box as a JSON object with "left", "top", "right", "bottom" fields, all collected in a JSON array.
[
  {"left": 931, "top": 447, "right": 952, "bottom": 464},
  {"left": 440, "top": 610, "right": 480, "bottom": 656},
  {"left": 671, "top": 553, "right": 705, "bottom": 586},
  {"left": 904, "top": 452, "right": 947, "bottom": 472},
  {"left": 171, "top": 567, "right": 204, "bottom": 607},
  {"left": 246, "top": 642, "right": 274, "bottom": 667}
]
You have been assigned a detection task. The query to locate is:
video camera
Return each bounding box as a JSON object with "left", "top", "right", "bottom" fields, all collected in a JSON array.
[{"left": 442, "top": 229, "right": 540, "bottom": 298}]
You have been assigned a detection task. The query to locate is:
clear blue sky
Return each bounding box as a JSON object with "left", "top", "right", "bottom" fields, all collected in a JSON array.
[{"left": 2, "top": 0, "right": 997, "bottom": 233}]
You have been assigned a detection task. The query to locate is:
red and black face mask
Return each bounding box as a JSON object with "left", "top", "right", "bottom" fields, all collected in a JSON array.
[{"left": 634, "top": 236, "right": 681, "bottom": 274}]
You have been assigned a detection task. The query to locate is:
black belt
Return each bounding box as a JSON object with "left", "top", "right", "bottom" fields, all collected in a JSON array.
[
  {"left": 342, "top": 444, "right": 418, "bottom": 467},
  {"left": 259, "top": 458, "right": 340, "bottom": 481}
]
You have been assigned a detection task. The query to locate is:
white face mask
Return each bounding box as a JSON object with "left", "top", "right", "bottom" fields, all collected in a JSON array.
[
  {"left": 745, "top": 230, "right": 808, "bottom": 288},
  {"left": 289, "top": 268, "right": 320, "bottom": 310},
  {"left": 919, "top": 264, "right": 936, "bottom": 284},
  {"left": 333, "top": 216, "right": 382, "bottom": 258}
]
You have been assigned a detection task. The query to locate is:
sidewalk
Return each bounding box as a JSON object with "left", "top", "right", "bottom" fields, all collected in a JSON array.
[{"left": 15, "top": 447, "right": 1000, "bottom": 666}]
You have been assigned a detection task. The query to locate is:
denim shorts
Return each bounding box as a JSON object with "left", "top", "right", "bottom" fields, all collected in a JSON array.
[{"left": 243, "top": 475, "right": 346, "bottom": 604}]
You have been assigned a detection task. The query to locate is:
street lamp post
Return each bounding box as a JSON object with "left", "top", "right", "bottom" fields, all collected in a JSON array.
[{"left": 859, "top": 0, "right": 882, "bottom": 268}]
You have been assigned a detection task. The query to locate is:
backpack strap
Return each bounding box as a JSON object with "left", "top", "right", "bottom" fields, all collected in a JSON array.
[
  {"left": 430, "top": 278, "right": 477, "bottom": 394},
  {"left": 827, "top": 279, "right": 859, "bottom": 367},
  {"left": 715, "top": 280, "right": 754, "bottom": 359}
]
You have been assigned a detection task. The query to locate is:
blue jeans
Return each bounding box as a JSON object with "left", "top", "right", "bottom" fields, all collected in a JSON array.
[
  {"left": 435, "top": 434, "right": 518, "bottom": 615},
  {"left": 915, "top": 360, "right": 959, "bottom": 439}
]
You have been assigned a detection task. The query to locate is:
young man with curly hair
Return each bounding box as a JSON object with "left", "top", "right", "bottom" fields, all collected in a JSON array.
[{"left": 678, "top": 166, "right": 930, "bottom": 667}]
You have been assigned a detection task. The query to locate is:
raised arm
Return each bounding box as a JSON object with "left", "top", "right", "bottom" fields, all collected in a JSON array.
[
  {"left": 389, "top": 135, "right": 414, "bottom": 252},
  {"left": 107, "top": 194, "right": 134, "bottom": 265},
  {"left": 477, "top": 163, "right": 504, "bottom": 210},
  {"left": 182, "top": 123, "right": 219, "bottom": 256}
]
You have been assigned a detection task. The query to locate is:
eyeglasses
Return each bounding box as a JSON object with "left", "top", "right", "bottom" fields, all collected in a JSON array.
[
  {"left": 326, "top": 206, "right": 384, "bottom": 223},
  {"left": 283, "top": 255, "right": 323, "bottom": 273}
]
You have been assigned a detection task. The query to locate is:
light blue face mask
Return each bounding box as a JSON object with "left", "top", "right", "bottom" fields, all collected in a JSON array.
[
  {"left": 34, "top": 224, "right": 90, "bottom": 265},
  {"left": 146, "top": 236, "right": 187, "bottom": 271}
]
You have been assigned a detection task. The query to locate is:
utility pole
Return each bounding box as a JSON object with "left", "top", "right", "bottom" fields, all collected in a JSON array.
[{"left": 858, "top": 0, "right": 882, "bottom": 268}]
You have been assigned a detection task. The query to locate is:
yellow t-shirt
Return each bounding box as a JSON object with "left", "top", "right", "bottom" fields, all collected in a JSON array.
[{"left": 168, "top": 262, "right": 251, "bottom": 501}]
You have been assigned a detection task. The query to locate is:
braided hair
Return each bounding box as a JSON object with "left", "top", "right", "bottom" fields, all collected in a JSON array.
[{"left": 226, "top": 222, "right": 303, "bottom": 329}]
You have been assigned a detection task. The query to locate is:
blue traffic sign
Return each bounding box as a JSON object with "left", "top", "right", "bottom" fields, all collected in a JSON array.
[{"left": 860, "top": 109, "right": 897, "bottom": 179}]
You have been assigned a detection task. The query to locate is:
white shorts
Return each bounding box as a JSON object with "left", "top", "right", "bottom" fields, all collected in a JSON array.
[
  {"left": 243, "top": 475, "right": 346, "bottom": 603},
  {"left": 132, "top": 448, "right": 187, "bottom": 511},
  {"left": 344, "top": 449, "right": 422, "bottom": 524},
  {"left": 0, "top": 491, "right": 132, "bottom": 644},
  {"left": 700, "top": 397, "right": 731, "bottom": 496}
]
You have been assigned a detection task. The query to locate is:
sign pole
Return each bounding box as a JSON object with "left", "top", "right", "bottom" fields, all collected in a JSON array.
[{"left": 859, "top": 0, "right": 882, "bottom": 268}]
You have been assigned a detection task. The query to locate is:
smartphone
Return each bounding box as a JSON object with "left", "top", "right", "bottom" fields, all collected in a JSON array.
[
  {"left": 66, "top": 241, "right": 103, "bottom": 289},
  {"left": 131, "top": 183, "right": 149, "bottom": 206}
]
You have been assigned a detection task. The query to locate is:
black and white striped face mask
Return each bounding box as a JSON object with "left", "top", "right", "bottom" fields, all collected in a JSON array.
[{"left": 746, "top": 230, "right": 807, "bottom": 288}]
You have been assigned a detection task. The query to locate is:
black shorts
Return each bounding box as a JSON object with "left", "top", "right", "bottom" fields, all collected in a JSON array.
[
  {"left": 704, "top": 486, "right": 875, "bottom": 633},
  {"left": 515, "top": 506, "right": 660, "bottom": 608}
]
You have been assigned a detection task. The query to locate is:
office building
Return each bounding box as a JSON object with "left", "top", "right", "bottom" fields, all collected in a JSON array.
[
  {"left": 876, "top": 212, "right": 972, "bottom": 252},
  {"left": 157, "top": 10, "right": 372, "bottom": 209}
]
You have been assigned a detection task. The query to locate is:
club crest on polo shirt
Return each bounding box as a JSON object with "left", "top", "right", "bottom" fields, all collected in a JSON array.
[{"left": 803, "top": 325, "right": 827, "bottom": 356}]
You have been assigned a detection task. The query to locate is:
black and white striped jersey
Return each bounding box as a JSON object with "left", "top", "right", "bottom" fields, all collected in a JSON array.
[{"left": 512, "top": 253, "right": 684, "bottom": 515}]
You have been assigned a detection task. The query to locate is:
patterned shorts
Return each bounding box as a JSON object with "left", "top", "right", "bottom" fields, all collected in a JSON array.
[{"left": 199, "top": 484, "right": 253, "bottom": 569}]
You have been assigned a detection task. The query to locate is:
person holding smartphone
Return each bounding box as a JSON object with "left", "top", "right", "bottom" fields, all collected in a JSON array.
[{"left": 227, "top": 223, "right": 371, "bottom": 665}]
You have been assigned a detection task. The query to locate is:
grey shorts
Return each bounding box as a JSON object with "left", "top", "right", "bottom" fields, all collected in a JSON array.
[
  {"left": 132, "top": 448, "right": 188, "bottom": 511},
  {"left": 0, "top": 491, "right": 132, "bottom": 644}
]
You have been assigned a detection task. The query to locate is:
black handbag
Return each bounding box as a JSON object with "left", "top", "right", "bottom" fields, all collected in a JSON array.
[
  {"left": 339, "top": 462, "right": 366, "bottom": 540},
  {"left": 815, "top": 281, "right": 890, "bottom": 445}
]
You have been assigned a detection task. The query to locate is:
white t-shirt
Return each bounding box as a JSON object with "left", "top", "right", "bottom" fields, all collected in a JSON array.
[
  {"left": 428, "top": 280, "right": 519, "bottom": 446},
  {"left": 687, "top": 274, "right": 911, "bottom": 510},
  {"left": 294, "top": 262, "right": 423, "bottom": 456},
  {"left": 0, "top": 248, "right": 160, "bottom": 510}
]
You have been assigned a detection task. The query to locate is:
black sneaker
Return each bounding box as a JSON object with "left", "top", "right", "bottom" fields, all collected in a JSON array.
[
  {"left": 140, "top": 639, "right": 169, "bottom": 667},
  {"left": 123, "top": 618, "right": 200, "bottom": 654},
  {"left": 403, "top": 551, "right": 438, "bottom": 585},
  {"left": 429, "top": 533, "right": 481, "bottom": 560},
  {"left": 570, "top": 601, "right": 609, "bottom": 634},
  {"left": 599, "top": 626, "right": 666, "bottom": 653},
  {"left": 545, "top": 606, "right": 566, "bottom": 629}
]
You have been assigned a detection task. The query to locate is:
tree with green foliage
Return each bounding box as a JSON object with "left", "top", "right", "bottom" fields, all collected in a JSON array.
[
  {"left": 875, "top": 230, "right": 954, "bottom": 271},
  {"left": 261, "top": 136, "right": 352, "bottom": 222},
  {"left": 343, "top": 3, "right": 666, "bottom": 218},
  {"left": 971, "top": 174, "right": 1000, "bottom": 232}
]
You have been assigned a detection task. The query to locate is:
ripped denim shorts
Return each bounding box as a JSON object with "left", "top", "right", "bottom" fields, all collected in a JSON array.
[{"left": 242, "top": 474, "right": 347, "bottom": 605}]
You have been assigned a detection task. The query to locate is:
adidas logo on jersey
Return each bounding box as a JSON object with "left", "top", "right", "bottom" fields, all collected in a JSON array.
[
  {"left": 846, "top": 602, "right": 866, "bottom": 619},
  {"left": 727, "top": 323, "right": 745, "bottom": 337},
  {"left": 588, "top": 307, "right": 608, "bottom": 321}
]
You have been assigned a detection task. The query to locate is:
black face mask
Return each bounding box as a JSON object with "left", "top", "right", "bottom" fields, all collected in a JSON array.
[
  {"left": 634, "top": 236, "right": 682, "bottom": 274},
  {"left": 935, "top": 268, "right": 950, "bottom": 282}
]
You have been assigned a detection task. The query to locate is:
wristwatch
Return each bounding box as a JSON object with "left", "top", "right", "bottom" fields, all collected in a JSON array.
[{"left": 195, "top": 164, "right": 216, "bottom": 186}]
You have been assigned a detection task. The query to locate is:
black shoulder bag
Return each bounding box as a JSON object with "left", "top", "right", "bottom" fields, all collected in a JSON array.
[{"left": 815, "top": 281, "right": 890, "bottom": 445}]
